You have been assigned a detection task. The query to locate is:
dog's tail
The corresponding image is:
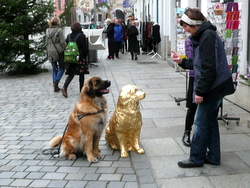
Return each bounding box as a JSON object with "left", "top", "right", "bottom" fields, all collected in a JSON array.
[{"left": 49, "top": 135, "right": 63, "bottom": 148}]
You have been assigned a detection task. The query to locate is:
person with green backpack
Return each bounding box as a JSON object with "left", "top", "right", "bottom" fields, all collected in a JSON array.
[{"left": 61, "top": 22, "right": 89, "bottom": 98}]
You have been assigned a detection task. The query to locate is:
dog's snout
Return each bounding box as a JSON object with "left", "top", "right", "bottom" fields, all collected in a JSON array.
[{"left": 106, "top": 80, "right": 111, "bottom": 87}]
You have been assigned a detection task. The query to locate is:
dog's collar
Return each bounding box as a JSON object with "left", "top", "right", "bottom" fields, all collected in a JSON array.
[{"left": 77, "top": 109, "right": 105, "bottom": 121}]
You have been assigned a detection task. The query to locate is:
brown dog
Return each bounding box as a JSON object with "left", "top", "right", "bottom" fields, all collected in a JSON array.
[
  {"left": 49, "top": 77, "right": 111, "bottom": 163},
  {"left": 105, "top": 85, "right": 146, "bottom": 157}
]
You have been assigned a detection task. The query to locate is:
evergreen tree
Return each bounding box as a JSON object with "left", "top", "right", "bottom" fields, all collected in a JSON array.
[{"left": 0, "top": 0, "right": 54, "bottom": 74}]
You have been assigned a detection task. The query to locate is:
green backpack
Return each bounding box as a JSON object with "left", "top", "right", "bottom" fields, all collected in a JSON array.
[{"left": 64, "top": 33, "right": 81, "bottom": 63}]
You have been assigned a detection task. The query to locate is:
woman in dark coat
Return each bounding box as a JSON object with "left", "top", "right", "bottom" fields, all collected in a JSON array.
[
  {"left": 61, "top": 22, "right": 89, "bottom": 98},
  {"left": 104, "top": 18, "right": 115, "bottom": 59},
  {"left": 127, "top": 21, "right": 139, "bottom": 60}
]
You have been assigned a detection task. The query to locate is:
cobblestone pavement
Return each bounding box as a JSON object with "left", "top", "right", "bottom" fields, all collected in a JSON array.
[{"left": 0, "top": 49, "right": 250, "bottom": 188}]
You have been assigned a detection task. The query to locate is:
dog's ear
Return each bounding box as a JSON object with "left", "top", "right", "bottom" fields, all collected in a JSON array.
[{"left": 84, "top": 80, "right": 95, "bottom": 97}]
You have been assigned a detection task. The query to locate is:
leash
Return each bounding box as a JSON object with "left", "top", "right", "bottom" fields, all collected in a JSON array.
[
  {"left": 42, "top": 109, "right": 105, "bottom": 158},
  {"left": 42, "top": 123, "right": 68, "bottom": 158}
]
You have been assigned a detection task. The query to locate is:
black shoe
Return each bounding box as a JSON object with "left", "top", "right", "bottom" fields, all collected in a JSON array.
[
  {"left": 182, "top": 131, "right": 191, "bottom": 147},
  {"left": 135, "top": 56, "right": 138, "bottom": 60},
  {"left": 204, "top": 159, "right": 220, "bottom": 166},
  {"left": 178, "top": 159, "right": 203, "bottom": 168},
  {"left": 116, "top": 56, "right": 119, "bottom": 59}
]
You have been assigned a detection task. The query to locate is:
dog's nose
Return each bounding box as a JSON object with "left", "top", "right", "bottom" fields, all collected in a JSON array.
[{"left": 106, "top": 80, "right": 111, "bottom": 87}]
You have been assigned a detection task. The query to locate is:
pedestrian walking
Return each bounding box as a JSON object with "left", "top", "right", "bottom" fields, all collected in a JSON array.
[
  {"left": 61, "top": 22, "right": 89, "bottom": 98},
  {"left": 171, "top": 8, "right": 235, "bottom": 168},
  {"left": 45, "top": 16, "right": 66, "bottom": 92},
  {"left": 113, "top": 19, "right": 124, "bottom": 59},
  {"left": 127, "top": 21, "right": 139, "bottom": 60},
  {"left": 103, "top": 18, "right": 115, "bottom": 60}
]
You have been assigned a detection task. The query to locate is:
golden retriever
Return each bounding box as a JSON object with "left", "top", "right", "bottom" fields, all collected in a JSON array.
[
  {"left": 49, "top": 77, "right": 111, "bottom": 163},
  {"left": 105, "top": 85, "right": 146, "bottom": 157}
]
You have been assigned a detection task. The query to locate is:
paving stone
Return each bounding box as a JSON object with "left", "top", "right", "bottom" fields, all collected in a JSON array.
[
  {"left": 124, "top": 182, "right": 139, "bottom": 188},
  {"left": 46, "top": 180, "right": 67, "bottom": 188},
  {"left": 107, "top": 181, "right": 126, "bottom": 188},
  {"left": 42, "top": 172, "right": 67, "bottom": 180},
  {"left": 39, "top": 166, "right": 58, "bottom": 172},
  {"left": 99, "top": 174, "right": 122, "bottom": 181},
  {"left": 0, "top": 179, "right": 14, "bottom": 186},
  {"left": 78, "top": 167, "right": 97, "bottom": 174},
  {"left": 116, "top": 167, "right": 135, "bottom": 174},
  {"left": 28, "top": 180, "right": 51, "bottom": 188},
  {"left": 83, "top": 173, "right": 100, "bottom": 181},
  {"left": 64, "top": 173, "right": 85, "bottom": 180},
  {"left": 85, "top": 181, "right": 108, "bottom": 188},
  {"left": 65, "top": 180, "right": 88, "bottom": 188},
  {"left": 96, "top": 167, "right": 117, "bottom": 174},
  {"left": 25, "top": 165, "right": 43, "bottom": 172},
  {"left": 10, "top": 179, "right": 33, "bottom": 187},
  {"left": 111, "top": 161, "right": 132, "bottom": 168},
  {"left": 56, "top": 166, "right": 80, "bottom": 173},
  {"left": 0, "top": 172, "right": 16, "bottom": 178},
  {"left": 122, "top": 174, "right": 137, "bottom": 182},
  {"left": 26, "top": 172, "right": 45, "bottom": 179}
]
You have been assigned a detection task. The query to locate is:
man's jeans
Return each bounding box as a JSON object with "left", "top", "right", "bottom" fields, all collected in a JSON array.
[{"left": 190, "top": 98, "right": 222, "bottom": 165}]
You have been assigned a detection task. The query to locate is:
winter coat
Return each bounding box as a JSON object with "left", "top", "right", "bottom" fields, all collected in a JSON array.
[
  {"left": 45, "top": 25, "right": 66, "bottom": 62},
  {"left": 114, "top": 24, "right": 124, "bottom": 42},
  {"left": 104, "top": 23, "right": 115, "bottom": 40},
  {"left": 127, "top": 26, "right": 139, "bottom": 53},
  {"left": 180, "top": 21, "right": 235, "bottom": 102},
  {"left": 65, "top": 30, "right": 89, "bottom": 75}
]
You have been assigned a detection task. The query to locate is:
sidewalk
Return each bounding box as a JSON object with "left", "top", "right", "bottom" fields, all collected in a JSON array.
[{"left": 0, "top": 49, "right": 250, "bottom": 188}]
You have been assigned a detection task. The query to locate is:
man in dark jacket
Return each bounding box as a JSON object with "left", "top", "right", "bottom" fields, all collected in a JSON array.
[
  {"left": 104, "top": 18, "right": 115, "bottom": 59},
  {"left": 172, "top": 8, "right": 235, "bottom": 168}
]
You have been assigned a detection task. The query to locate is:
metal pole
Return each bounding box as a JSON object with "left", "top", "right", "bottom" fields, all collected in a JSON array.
[{"left": 93, "top": 0, "right": 96, "bottom": 28}]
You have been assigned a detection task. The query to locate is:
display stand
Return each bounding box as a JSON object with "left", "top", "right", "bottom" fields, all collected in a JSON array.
[
  {"left": 173, "top": 8, "right": 187, "bottom": 105},
  {"left": 174, "top": 71, "right": 188, "bottom": 105},
  {"left": 147, "top": 43, "right": 162, "bottom": 59},
  {"left": 217, "top": 100, "right": 240, "bottom": 130},
  {"left": 207, "top": 2, "right": 242, "bottom": 129}
]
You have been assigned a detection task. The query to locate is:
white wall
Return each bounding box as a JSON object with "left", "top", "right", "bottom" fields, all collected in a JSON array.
[{"left": 237, "top": 0, "right": 248, "bottom": 74}]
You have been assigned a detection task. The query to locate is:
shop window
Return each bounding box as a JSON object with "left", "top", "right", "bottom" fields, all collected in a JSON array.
[{"left": 58, "top": 0, "right": 62, "bottom": 10}]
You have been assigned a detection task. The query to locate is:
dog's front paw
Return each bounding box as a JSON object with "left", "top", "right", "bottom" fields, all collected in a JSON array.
[
  {"left": 137, "top": 148, "right": 145, "bottom": 154},
  {"left": 88, "top": 156, "right": 99, "bottom": 163},
  {"left": 67, "top": 154, "right": 77, "bottom": 160},
  {"left": 94, "top": 153, "right": 102, "bottom": 159},
  {"left": 121, "top": 151, "right": 129, "bottom": 158}
]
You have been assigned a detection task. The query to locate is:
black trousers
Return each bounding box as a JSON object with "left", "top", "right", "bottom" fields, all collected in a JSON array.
[
  {"left": 108, "top": 39, "right": 115, "bottom": 58},
  {"left": 63, "top": 74, "right": 85, "bottom": 92},
  {"left": 114, "top": 41, "right": 122, "bottom": 57}
]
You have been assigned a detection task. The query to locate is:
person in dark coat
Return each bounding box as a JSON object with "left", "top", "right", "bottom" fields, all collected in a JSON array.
[
  {"left": 127, "top": 21, "right": 139, "bottom": 60},
  {"left": 172, "top": 8, "right": 235, "bottom": 168},
  {"left": 103, "top": 18, "right": 115, "bottom": 59},
  {"left": 61, "top": 22, "right": 89, "bottom": 98}
]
